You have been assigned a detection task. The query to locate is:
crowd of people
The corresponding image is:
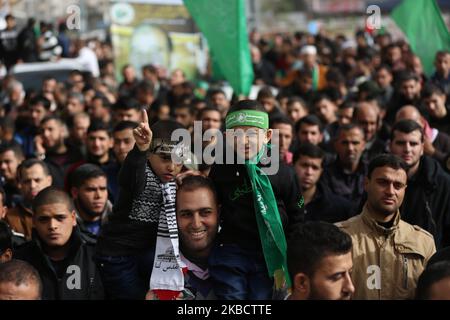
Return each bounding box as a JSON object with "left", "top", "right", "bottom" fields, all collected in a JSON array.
[{"left": 1, "top": 13, "right": 450, "bottom": 300}]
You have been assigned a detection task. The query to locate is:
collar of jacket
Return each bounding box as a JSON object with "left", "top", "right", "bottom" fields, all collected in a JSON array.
[
  {"left": 361, "top": 204, "right": 400, "bottom": 237},
  {"left": 31, "top": 226, "right": 84, "bottom": 259}
]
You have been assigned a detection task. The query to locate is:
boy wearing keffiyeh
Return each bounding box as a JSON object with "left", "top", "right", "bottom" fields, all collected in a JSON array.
[
  {"left": 207, "top": 100, "right": 305, "bottom": 299},
  {"left": 95, "top": 109, "right": 186, "bottom": 299}
]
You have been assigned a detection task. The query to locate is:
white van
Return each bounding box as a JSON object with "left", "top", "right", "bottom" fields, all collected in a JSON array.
[{"left": 9, "top": 58, "right": 92, "bottom": 91}]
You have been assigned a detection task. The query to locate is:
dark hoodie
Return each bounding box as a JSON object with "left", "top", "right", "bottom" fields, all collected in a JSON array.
[
  {"left": 400, "top": 156, "right": 450, "bottom": 249},
  {"left": 209, "top": 156, "right": 304, "bottom": 250},
  {"left": 14, "top": 227, "right": 105, "bottom": 300}
]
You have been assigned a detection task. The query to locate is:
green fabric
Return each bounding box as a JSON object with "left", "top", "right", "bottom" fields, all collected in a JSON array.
[
  {"left": 391, "top": 0, "right": 450, "bottom": 76},
  {"left": 311, "top": 65, "right": 319, "bottom": 91},
  {"left": 245, "top": 145, "right": 291, "bottom": 291},
  {"left": 184, "top": 0, "right": 254, "bottom": 95},
  {"left": 225, "top": 110, "right": 269, "bottom": 129}
]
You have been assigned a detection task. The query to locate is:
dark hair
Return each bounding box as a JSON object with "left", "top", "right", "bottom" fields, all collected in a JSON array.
[
  {"left": 113, "top": 120, "right": 139, "bottom": 133},
  {"left": 30, "top": 95, "right": 51, "bottom": 110},
  {"left": 206, "top": 88, "right": 226, "bottom": 98},
  {"left": 197, "top": 106, "right": 221, "bottom": 120},
  {"left": 390, "top": 119, "right": 424, "bottom": 142},
  {"left": 311, "top": 91, "right": 332, "bottom": 107},
  {"left": 335, "top": 123, "right": 364, "bottom": 140},
  {"left": 92, "top": 93, "right": 111, "bottom": 109},
  {"left": 142, "top": 64, "right": 157, "bottom": 74},
  {"left": 422, "top": 83, "right": 445, "bottom": 98},
  {"left": 295, "top": 114, "right": 324, "bottom": 134},
  {"left": 287, "top": 221, "right": 352, "bottom": 280},
  {"left": 270, "top": 116, "right": 293, "bottom": 129},
  {"left": 257, "top": 86, "right": 274, "bottom": 100},
  {"left": 367, "top": 154, "right": 407, "bottom": 179},
  {"left": 398, "top": 71, "right": 420, "bottom": 84},
  {"left": 435, "top": 50, "right": 450, "bottom": 59},
  {"left": 113, "top": 98, "right": 141, "bottom": 111},
  {"left": 174, "top": 103, "right": 195, "bottom": 116},
  {"left": 87, "top": 120, "right": 112, "bottom": 136},
  {"left": 375, "top": 64, "right": 392, "bottom": 74},
  {"left": 151, "top": 119, "right": 185, "bottom": 142},
  {"left": 70, "top": 164, "right": 106, "bottom": 189},
  {"left": 17, "top": 159, "right": 50, "bottom": 182},
  {"left": 136, "top": 80, "right": 155, "bottom": 95},
  {"left": 287, "top": 97, "right": 308, "bottom": 110},
  {"left": 0, "top": 260, "right": 42, "bottom": 299},
  {"left": 227, "top": 99, "right": 266, "bottom": 114},
  {"left": 0, "top": 220, "right": 12, "bottom": 254},
  {"left": 416, "top": 261, "right": 450, "bottom": 299},
  {"left": 177, "top": 176, "right": 218, "bottom": 206},
  {"left": 0, "top": 142, "right": 24, "bottom": 160},
  {"left": 293, "top": 143, "right": 325, "bottom": 166},
  {"left": 40, "top": 115, "right": 63, "bottom": 127},
  {"left": 32, "top": 186, "right": 74, "bottom": 213}
]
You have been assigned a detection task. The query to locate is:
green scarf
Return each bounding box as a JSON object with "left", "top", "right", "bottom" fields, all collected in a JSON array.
[
  {"left": 312, "top": 64, "right": 319, "bottom": 91},
  {"left": 245, "top": 145, "right": 291, "bottom": 292}
]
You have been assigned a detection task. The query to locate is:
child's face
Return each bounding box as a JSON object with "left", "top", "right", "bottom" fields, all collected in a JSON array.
[
  {"left": 148, "top": 153, "right": 183, "bottom": 183},
  {"left": 226, "top": 126, "right": 272, "bottom": 160}
]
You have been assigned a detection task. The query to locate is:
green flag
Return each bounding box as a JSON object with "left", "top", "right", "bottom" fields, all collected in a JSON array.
[
  {"left": 391, "top": 0, "right": 450, "bottom": 76},
  {"left": 184, "top": 0, "right": 254, "bottom": 96}
]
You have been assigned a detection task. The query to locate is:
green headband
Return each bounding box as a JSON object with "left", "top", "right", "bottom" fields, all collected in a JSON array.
[{"left": 225, "top": 110, "right": 269, "bottom": 129}]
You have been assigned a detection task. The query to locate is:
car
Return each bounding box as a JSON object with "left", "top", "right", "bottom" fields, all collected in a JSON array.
[{"left": 9, "top": 58, "right": 92, "bottom": 92}]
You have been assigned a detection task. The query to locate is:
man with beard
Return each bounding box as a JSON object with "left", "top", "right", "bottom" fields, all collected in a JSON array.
[
  {"left": 287, "top": 221, "right": 355, "bottom": 300},
  {"left": 37, "top": 116, "right": 83, "bottom": 188},
  {"left": 389, "top": 120, "right": 450, "bottom": 249},
  {"left": 70, "top": 164, "right": 111, "bottom": 237},
  {"left": 337, "top": 154, "right": 436, "bottom": 299},
  {"left": 320, "top": 124, "right": 367, "bottom": 210},
  {"left": 4, "top": 159, "right": 52, "bottom": 240}
]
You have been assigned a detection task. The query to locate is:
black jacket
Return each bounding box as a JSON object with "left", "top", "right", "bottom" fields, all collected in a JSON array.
[
  {"left": 400, "top": 156, "right": 450, "bottom": 249},
  {"left": 304, "top": 184, "right": 356, "bottom": 223},
  {"left": 320, "top": 157, "right": 368, "bottom": 209},
  {"left": 96, "top": 145, "right": 159, "bottom": 256},
  {"left": 209, "top": 160, "right": 304, "bottom": 250},
  {"left": 15, "top": 227, "right": 105, "bottom": 300}
]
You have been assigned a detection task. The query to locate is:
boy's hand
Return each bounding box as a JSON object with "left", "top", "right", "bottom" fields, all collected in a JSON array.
[
  {"left": 133, "top": 109, "right": 153, "bottom": 152},
  {"left": 175, "top": 170, "right": 204, "bottom": 186}
]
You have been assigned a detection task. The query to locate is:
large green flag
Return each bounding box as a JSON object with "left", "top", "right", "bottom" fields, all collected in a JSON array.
[
  {"left": 391, "top": 0, "right": 450, "bottom": 76},
  {"left": 184, "top": 0, "right": 254, "bottom": 96}
]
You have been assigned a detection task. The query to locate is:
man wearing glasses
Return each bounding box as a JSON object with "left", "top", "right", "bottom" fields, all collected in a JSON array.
[{"left": 336, "top": 154, "right": 436, "bottom": 300}]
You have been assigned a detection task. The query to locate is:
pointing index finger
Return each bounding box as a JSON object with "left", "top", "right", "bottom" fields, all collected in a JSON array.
[{"left": 142, "top": 108, "right": 149, "bottom": 124}]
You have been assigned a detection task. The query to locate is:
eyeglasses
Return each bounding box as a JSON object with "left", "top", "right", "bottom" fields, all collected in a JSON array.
[{"left": 374, "top": 178, "right": 407, "bottom": 190}]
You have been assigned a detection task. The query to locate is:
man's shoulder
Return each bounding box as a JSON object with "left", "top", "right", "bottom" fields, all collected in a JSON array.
[
  {"left": 399, "top": 220, "right": 435, "bottom": 242},
  {"left": 397, "top": 220, "right": 436, "bottom": 258},
  {"left": 335, "top": 215, "right": 363, "bottom": 234}
]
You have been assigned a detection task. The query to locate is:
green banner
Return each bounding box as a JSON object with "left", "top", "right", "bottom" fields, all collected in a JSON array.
[
  {"left": 391, "top": 0, "right": 450, "bottom": 76},
  {"left": 184, "top": 0, "right": 254, "bottom": 95}
]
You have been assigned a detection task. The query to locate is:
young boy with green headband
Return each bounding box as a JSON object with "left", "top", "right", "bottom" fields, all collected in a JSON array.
[{"left": 208, "top": 99, "right": 305, "bottom": 299}]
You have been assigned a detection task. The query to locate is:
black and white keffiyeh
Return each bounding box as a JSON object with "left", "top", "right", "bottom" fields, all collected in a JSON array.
[{"left": 149, "top": 180, "right": 185, "bottom": 292}]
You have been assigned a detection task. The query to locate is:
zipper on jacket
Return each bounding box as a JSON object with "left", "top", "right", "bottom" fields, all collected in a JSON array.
[{"left": 403, "top": 256, "right": 408, "bottom": 289}]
